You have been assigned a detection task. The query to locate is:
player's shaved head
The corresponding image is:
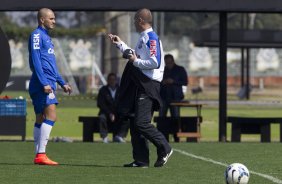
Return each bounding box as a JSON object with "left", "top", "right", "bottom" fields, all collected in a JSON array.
[
  {"left": 37, "top": 8, "right": 56, "bottom": 30},
  {"left": 135, "top": 8, "right": 152, "bottom": 25},
  {"left": 37, "top": 8, "right": 53, "bottom": 23}
]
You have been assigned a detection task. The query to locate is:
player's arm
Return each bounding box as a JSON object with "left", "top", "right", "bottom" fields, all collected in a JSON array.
[
  {"left": 57, "top": 73, "right": 72, "bottom": 94},
  {"left": 56, "top": 73, "right": 71, "bottom": 94},
  {"left": 108, "top": 33, "right": 159, "bottom": 69},
  {"left": 56, "top": 73, "right": 66, "bottom": 88},
  {"left": 29, "top": 33, "right": 51, "bottom": 92},
  {"left": 108, "top": 34, "right": 133, "bottom": 53},
  {"left": 131, "top": 36, "right": 160, "bottom": 70}
]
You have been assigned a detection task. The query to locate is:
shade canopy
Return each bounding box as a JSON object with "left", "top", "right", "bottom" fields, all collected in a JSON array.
[{"left": 1, "top": 0, "right": 282, "bottom": 12}]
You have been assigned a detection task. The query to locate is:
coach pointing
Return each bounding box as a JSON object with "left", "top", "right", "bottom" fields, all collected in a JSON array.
[{"left": 108, "top": 8, "right": 173, "bottom": 167}]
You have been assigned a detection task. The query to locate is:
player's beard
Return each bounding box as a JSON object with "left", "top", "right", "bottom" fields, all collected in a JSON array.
[{"left": 49, "top": 24, "right": 55, "bottom": 30}]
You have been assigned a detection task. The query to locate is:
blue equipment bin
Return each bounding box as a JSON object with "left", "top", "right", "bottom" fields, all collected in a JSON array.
[{"left": 0, "top": 99, "right": 27, "bottom": 116}]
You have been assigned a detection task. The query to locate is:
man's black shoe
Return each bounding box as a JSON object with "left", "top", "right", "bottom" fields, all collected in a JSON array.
[
  {"left": 123, "top": 161, "right": 149, "bottom": 168},
  {"left": 154, "top": 149, "right": 173, "bottom": 167}
]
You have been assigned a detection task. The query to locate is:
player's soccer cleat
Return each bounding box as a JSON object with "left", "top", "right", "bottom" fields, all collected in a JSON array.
[
  {"left": 154, "top": 149, "right": 173, "bottom": 167},
  {"left": 123, "top": 161, "right": 149, "bottom": 168},
  {"left": 34, "top": 153, "right": 58, "bottom": 165}
]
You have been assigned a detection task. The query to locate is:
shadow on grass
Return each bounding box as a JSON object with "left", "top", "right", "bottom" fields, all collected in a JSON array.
[
  {"left": 59, "top": 163, "right": 122, "bottom": 168},
  {"left": 0, "top": 162, "right": 122, "bottom": 167},
  {"left": 0, "top": 162, "right": 34, "bottom": 166}
]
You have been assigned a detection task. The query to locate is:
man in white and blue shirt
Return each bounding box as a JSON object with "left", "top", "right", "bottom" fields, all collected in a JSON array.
[{"left": 108, "top": 8, "right": 173, "bottom": 168}]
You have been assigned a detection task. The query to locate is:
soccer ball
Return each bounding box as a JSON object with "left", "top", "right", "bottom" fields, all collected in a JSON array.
[{"left": 225, "top": 163, "right": 250, "bottom": 184}]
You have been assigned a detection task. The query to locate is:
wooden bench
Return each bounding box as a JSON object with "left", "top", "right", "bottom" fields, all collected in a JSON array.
[
  {"left": 153, "top": 116, "right": 202, "bottom": 142},
  {"left": 78, "top": 116, "right": 116, "bottom": 142},
  {"left": 227, "top": 116, "right": 282, "bottom": 142}
]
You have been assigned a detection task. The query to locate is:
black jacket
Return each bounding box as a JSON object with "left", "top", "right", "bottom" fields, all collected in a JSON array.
[
  {"left": 97, "top": 85, "right": 119, "bottom": 116},
  {"left": 160, "top": 64, "right": 188, "bottom": 102},
  {"left": 117, "top": 62, "right": 162, "bottom": 117}
]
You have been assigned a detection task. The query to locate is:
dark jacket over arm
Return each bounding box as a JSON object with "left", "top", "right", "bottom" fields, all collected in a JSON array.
[{"left": 117, "top": 62, "right": 163, "bottom": 117}]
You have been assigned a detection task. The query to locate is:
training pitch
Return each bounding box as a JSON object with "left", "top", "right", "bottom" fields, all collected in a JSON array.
[{"left": 0, "top": 142, "right": 281, "bottom": 184}]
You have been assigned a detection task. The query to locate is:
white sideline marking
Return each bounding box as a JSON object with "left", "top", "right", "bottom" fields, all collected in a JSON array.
[{"left": 174, "top": 149, "right": 282, "bottom": 184}]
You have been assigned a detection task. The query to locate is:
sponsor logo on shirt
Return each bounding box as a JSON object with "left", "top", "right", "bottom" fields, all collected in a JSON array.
[
  {"left": 33, "top": 34, "right": 40, "bottom": 49},
  {"left": 149, "top": 40, "right": 157, "bottom": 56},
  {"left": 48, "top": 48, "right": 54, "bottom": 54}
]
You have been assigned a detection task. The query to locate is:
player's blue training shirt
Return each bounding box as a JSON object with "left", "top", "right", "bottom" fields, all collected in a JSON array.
[
  {"left": 116, "top": 27, "right": 165, "bottom": 82},
  {"left": 28, "top": 26, "right": 65, "bottom": 94}
]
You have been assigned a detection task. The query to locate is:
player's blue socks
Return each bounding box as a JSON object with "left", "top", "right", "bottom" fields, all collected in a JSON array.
[
  {"left": 33, "top": 122, "right": 42, "bottom": 154},
  {"left": 34, "top": 122, "right": 42, "bottom": 128},
  {"left": 38, "top": 119, "right": 55, "bottom": 153}
]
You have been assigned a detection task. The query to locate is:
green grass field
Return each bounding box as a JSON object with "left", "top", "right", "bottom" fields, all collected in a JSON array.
[{"left": 0, "top": 142, "right": 282, "bottom": 184}]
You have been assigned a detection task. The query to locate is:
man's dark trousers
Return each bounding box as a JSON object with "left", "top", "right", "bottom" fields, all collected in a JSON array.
[
  {"left": 99, "top": 114, "right": 129, "bottom": 139},
  {"left": 130, "top": 91, "right": 171, "bottom": 165},
  {"left": 159, "top": 101, "right": 181, "bottom": 142}
]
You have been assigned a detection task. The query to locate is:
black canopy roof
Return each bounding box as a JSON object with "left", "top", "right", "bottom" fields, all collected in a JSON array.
[{"left": 1, "top": 0, "right": 282, "bottom": 12}]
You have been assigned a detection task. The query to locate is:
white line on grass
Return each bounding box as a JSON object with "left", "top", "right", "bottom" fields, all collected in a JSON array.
[{"left": 174, "top": 148, "right": 282, "bottom": 184}]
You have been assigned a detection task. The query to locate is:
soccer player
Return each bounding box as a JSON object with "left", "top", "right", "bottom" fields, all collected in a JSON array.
[{"left": 28, "top": 8, "right": 72, "bottom": 165}]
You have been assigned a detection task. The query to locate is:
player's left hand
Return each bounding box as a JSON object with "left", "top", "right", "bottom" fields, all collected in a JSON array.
[
  {"left": 128, "top": 51, "right": 137, "bottom": 62},
  {"left": 63, "top": 84, "right": 72, "bottom": 95}
]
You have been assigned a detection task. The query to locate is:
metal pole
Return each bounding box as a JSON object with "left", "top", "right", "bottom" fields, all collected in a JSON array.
[
  {"left": 160, "top": 12, "right": 165, "bottom": 38},
  {"left": 153, "top": 12, "right": 158, "bottom": 32},
  {"left": 240, "top": 14, "right": 245, "bottom": 89},
  {"left": 241, "top": 48, "right": 245, "bottom": 87},
  {"left": 246, "top": 48, "right": 250, "bottom": 99},
  {"left": 219, "top": 12, "right": 227, "bottom": 142}
]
